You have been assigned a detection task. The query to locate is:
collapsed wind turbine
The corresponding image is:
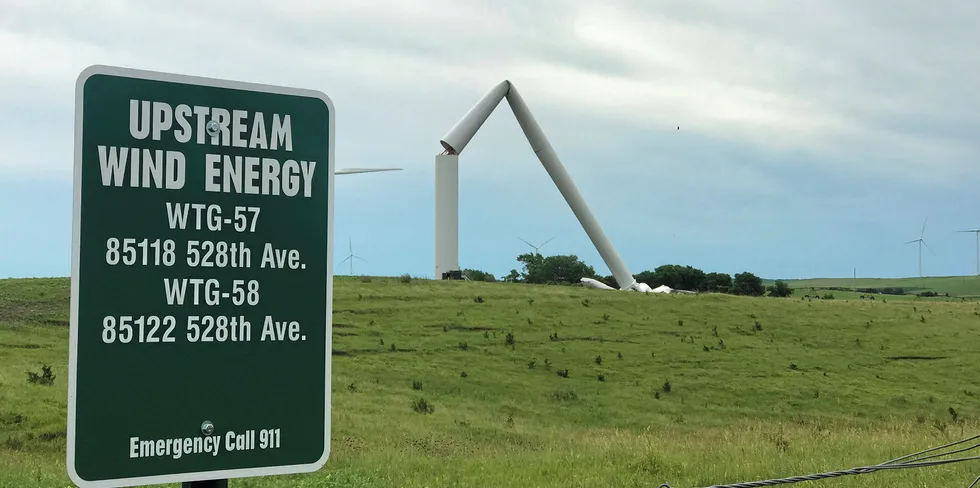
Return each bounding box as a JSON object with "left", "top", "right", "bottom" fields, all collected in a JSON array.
[{"left": 433, "top": 80, "right": 652, "bottom": 292}]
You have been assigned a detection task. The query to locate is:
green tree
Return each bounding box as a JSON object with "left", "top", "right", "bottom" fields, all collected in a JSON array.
[
  {"left": 515, "top": 253, "right": 598, "bottom": 284},
  {"left": 635, "top": 264, "right": 708, "bottom": 291},
  {"left": 500, "top": 270, "right": 522, "bottom": 282},
  {"left": 462, "top": 269, "right": 497, "bottom": 282},
  {"left": 704, "top": 272, "right": 732, "bottom": 293},
  {"left": 515, "top": 253, "right": 547, "bottom": 283},
  {"left": 732, "top": 272, "right": 765, "bottom": 296},
  {"left": 767, "top": 280, "right": 794, "bottom": 297}
]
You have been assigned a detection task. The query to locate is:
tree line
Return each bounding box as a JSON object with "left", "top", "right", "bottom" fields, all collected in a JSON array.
[{"left": 463, "top": 253, "right": 794, "bottom": 298}]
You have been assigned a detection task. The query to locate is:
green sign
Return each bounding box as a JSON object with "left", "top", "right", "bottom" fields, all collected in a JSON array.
[{"left": 67, "top": 65, "right": 334, "bottom": 487}]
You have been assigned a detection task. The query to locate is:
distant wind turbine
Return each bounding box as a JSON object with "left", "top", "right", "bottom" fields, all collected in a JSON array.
[
  {"left": 956, "top": 228, "right": 980, "bottom": 276},
  {"left": 338, "top": 237, "right": 366, "bottom": 275},
  {"left": 904, "top": 217, "right": 935, "bottom": 278},
  {"left": 519, "top": 236, "right": 555, "bottom": 255}
]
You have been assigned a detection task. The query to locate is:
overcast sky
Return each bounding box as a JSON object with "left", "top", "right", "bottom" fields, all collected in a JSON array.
[{"left": 2, "top": 0, "right": 979, "bottom": 281}]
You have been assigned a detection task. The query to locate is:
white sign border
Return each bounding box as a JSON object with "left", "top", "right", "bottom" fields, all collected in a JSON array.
[{"left": 67, "top": 64, "right": 335, "bottom": 488}]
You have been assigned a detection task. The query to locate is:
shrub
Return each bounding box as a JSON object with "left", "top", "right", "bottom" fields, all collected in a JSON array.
[
  {"left": 412, "top": 398, "right": 434, "bottom": 414},
  {"left": 26, "top": 365, "right": 55, "bottom": 386}
]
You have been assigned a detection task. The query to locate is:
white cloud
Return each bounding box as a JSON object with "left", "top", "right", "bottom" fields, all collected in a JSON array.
[{"left": 0, "top": 0, "right": 978, "bottom": 189}]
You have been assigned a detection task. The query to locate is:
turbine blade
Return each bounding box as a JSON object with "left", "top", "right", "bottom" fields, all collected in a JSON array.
[
  {"left": 336, "top": 168, "right": 403, "bottom": 175},
  {"left": 339, "top": 256, "right": 352, "bottom": 264},
  {"left": 920, "top": 217, "right": 928, "bottom": 238},
  {"left": 922, "top": 240, "right": 937, "bottom": 256},
  {"left": 518, "top": 237, "right": 535, "bottom": 248},
  {"left": 904, "top": 239, "right": 920, "bottom": 244},
  {"left": 540, "top": 236, "right": 556, "bottom": 247}
]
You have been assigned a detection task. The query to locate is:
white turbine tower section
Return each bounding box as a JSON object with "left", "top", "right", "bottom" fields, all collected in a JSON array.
[
  {"left": 434, "top": 153, "right": 459, "bottom": 279},
  {"left": 904, "top": 217, "right": 935, "bottom": 278},
  {"left": 956, "top": 228, "right": 980, "bottom": 275},
  {"left": 435, "top": 80, "right": 651, "bottom": 292}
]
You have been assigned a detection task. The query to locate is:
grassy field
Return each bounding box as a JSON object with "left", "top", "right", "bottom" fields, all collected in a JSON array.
[
  {"left": 3, "top": 276, "right": 980, "bottom": 487},
  {"left": 768, "top": 275, "right": 980, "bottom": 299}
]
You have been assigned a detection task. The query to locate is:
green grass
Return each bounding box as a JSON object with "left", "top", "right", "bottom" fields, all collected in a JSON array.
[
  {"left": 4, "top": 276, "right": 980, "bottom": 487},
  {"left": 766, "top": 275, "right": 980, "bottom": 298}
]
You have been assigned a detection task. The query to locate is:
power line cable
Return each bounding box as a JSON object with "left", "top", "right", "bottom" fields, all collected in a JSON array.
[{"left": 657, "top": 432, "right": 980, "bottom": 488}]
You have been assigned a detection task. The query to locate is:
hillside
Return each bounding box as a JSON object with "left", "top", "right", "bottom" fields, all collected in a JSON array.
[
  {"left": 3, "top": 276, "right": 980, "bottom": 487},
  {"left": 764, "top": 275, "right": 980, "bottom": 299}
]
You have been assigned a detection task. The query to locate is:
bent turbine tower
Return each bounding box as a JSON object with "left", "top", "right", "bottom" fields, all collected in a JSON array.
[{"left": 434, "top": 80, "right": 652, "bottom": 292}]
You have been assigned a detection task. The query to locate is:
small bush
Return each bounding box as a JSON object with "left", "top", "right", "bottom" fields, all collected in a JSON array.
[
  {"left": 460, "top": 371, "right": 468, "bottom": 378},
  {"left": 551, "top": 388, "right": 577, "bottom": 401},
  {"left": 595, "top": 355, "right": 602, "bottom": 365},
  {"left": 347, "top": 383, "right": 357, "bottom": 392},
  {"left": 458, "top": 342, "right": 468, "bottom": 350},
  {"left": 412, "top": 380, "right": 423, "bottom": 391},
  {"left": 399, "top": 274, "right": 413, "bottom": 283},
  {"left": 662, "top": 379, "right": 672, "bottom": 393},
  {"left": 528, "top": 360, "right": 536, "bottom": 369},
  {"left": 505, "top": 332, "right": 515, "bottom": 346},
  {"left": 617, "top": 352, "right": 623, "bottom": 359},
  {"left": 26, "top": 365, "right": 55, "bottom": 386},
  {"left": 474, "top": 296, "right": 484, "bottom": 303},
  {"left": 597, "top": 374, "right": 605, "bottom": 382},
  {"left": 556, "top": 369, "right": 569, "bottom": 378},
  {"left": 412, "top": 397, "right": 434, "bottom": 414}
]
